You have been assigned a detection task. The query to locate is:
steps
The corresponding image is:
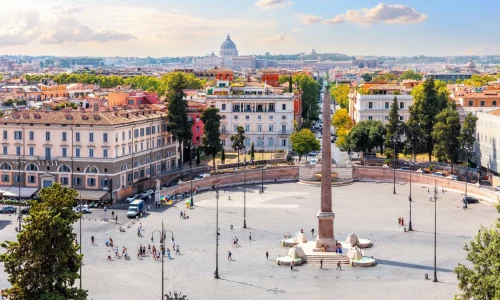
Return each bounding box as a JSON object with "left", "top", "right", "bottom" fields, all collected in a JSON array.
[{"left": 305, "top": 254, "right": 351, "bottom": 265}]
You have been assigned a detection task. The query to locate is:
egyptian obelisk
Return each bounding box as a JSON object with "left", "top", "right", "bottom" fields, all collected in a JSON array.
[{"left": 316, "top": 81, "right": 336, "bottom": 250}]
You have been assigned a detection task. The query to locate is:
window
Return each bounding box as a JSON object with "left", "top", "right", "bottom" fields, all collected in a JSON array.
[
  {"left": 122, "top": 131, "right": 125, "bottom": 140},
  {"left": 2, "top": 146, "right": 7, "bottom": 155},
  {"left": 103, "top": 149, "right": 108, "bottom": 158},
  {"left": 257, "top": 125, "right": 262, "bottom": 132},
  {"left": 45, "top": 131, "right": 50, "bottom": 141},
  {"left": 14, "top": 131, "right": 22, "bottom": 140},
  {"left": 368, "top": 102, "right": 373, "bottom": 109},
  {"left": 89, "top": 133, "right": 94, "bottom": 142},
  {"left": 134, "top": 129, "right": 139, "bottom": 138},
  {"left": 146, "top": 141, "right": 149, "bottom": 150},
  {"left": 282, "top": 139, "right": 287, "bottom": 147},
  {"left": 480, "top": 101, "right": 485, "bottom": 107},
  {"left": 87, "top": 178, "right": 96, "bottom": 187},
  {"left": 44, "top": 147, "right": 51, "bottom": 159},
  {"left": 281, "top": 115, "right": 286, "bottom": 120},
  {"left": 62, "top": 132, "right": 67, "bottom": 141},
  {"left": 75, "top": 148, "right": 81, "bottom": 157},
  {"left": 2, "top": 130, "right": 7, "bottom": 139},
  {"left": 29, "top": 131, "right": 34, "bottom": 140},
  {"left": 282, "top": 104, "right": 286, "bottom": 110},
  {"left": 2, "top": 175, "right": 9, "bottom": 182},
  {"left": 27, "top": 164, "right": 38, "bottom": 171},
  {"left": 234, "top": 116, "right": 238, "bottom": 120},
  {"left": 129, "top": 130, "right": 132, "bottom": 139},
  {"left": 281, "top": 125, "right": 286, "bottom": 132},
  {"left": 28, "top": 176, "right": 36, "bottom": 184},
  {"left": 269, "top": 125, "right": 274, "bottom": 132},
  {"left": 60, "top": 177, "right": 69, "bottom": 185},
  {"left": 146, "top": 127, "right": 151, "bottom": 135},
  {"left": 140, "top": 128, "right": 144, "bottom": 136},
  {"left": 115, "top": 133, "right": 118, "bottom": 142},
  {"left": 221, "top": 104, "right": 226, "bottom": 110},
  {"left": 399, "top": 116, "right": 404, "bottom": 121},
  {"left": 245, "top": 125, "right": 250, "bottom": 132},
  {"left": 140, "top": 143, "right": 143, "bottom": 151},
  {"left": 270, "top": 115, "right": 274, "bottom": 120},
  {"left": 368, "top": 116, "right": 373, "bottom": 120},
  {"left": 493, "top": 101, "right": 497, "bottom": 107},
  {"left": 234, "top": 125, "right": 239, "bottom": 132},
  {"left": 268, "top": 137, "right": 274, "bottom": 146},
  {"left": 103, "top": 133, "right": 108, "bottom": 143},
  {"left": 135, "top": 144, "right": 138, "bottom": 153},
  {"left": 152, "top": 126, "right": 156, "bottom": 134},
  {"left": 468, "top": 100, "right": 473, "bottom": 106},
  {"left": 196, "top": 126, "right": 200, "bottom": 132},
  {"left": 258, "top": 115, "right": 262, "bottom": 120},
  {"left": 59, "top": 165, "right": 70, "bottom": 172},
  {"left": 385, "top": 102, "right": 389, "bottom": 109},
  {"left": 29, "top": 147, "right": 34, "bottom": 156},
  {"left": 101, "top": 178, "right": 108, "bottom": 188},
  {"left": 221, "top": 140, "right": 226, "bottom": 146},
  {"left": 245, "top": 115, "right": 249, "bottom": 120},
  {"left": 152, "top": 140, "right": 155, "bottom": 148},
  {"left": 14, "top": 175, "right": 21, "bottom": 183},
  {"left": 89, "top": 149, "right": 94, "bottom": 157},
  {"left": 122, "top": 146, "right": 125, "bottom": 156},
  {"left": 76, "top": 132, "right": 80, "bottom": 142},
  {"left": 384, "top": 116, "right": 389, "bottom": 120},
  {"left": 16, "top": 146, "right": 21, "bottom": 156},
  {"left": 129, "top": 145, "right": 132, "bottom": 154},
  {"left": 62, "top": 147, "right": 67, "bottom": 157},
  {"left": 244, "top": 139, "right": 250, "bottom": 146},
  {"left": 399, "top": 102, "right": 404, "bottom": 109}
]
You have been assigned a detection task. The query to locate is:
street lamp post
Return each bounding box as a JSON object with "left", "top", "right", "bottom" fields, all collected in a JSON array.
[
  {"left": 79, "top": 193, "right": 82, "bottom": 290},
  {"left": 433, "top": 179, "right": 438, "bottom": 282},
  {"left": 189, "top": 144, "right": 194, "bottom": 207},
  {"left": 393, "top": 137, "right": 397, "bottom": 194},
  {"left": 464, "top": 147, "right": 468, "bottom": 209},
  {"left": 408, "top": 167, "right": 413, "bottom": 231},
  {"left": 15, "top": 156, "right": 25, "bottom": 231},
  {"left": 261, "top": 137, "right": 264, "bottom": 194},
  {"left": 151, "top": 219, "right": 174, "bottom": 299},
  {"left": 214, "top": 184, "right": 220, "bottom": 279},
  {"left": 243, "top": 167, "right": 246, "bottom": 229}
]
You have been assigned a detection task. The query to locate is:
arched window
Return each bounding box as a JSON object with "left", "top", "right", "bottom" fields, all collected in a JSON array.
[
  {"left": 257, "top": 137, "right": 263, "bottom": 147},
  {"left": 268, "top": 137, "right": 274, "bottom": 147},
  {"left": 120, "top": 164, "right": 127, "bottom": 172},
  {"left": 0, "top": 162, "right": 12, "bottom": 170},
  {"left": 26, "top": 164, "right": 38, "bottom": 171},
  {"left": 84, "top": 165, "right": 99, "bottom": 174},
  {"left": 58, "top": 164, "right": 71, "bottom": 173},
  {"left": 134, "top": 161, "right": 140, "bottom": 168},
  {"left": 156, "top": 153, "right": 162, "bottom": 161},
  {"left": 145, "top": 157, "right": 150, "bottom": 164}
]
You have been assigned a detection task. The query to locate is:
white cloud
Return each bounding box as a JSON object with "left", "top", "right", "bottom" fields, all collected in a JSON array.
[
  {"left": 322, "top": 3, "right": 427, "bottom": 26},
  {"left": 255, "top": 0, "right": 293, "bottom": 10},
  {"left": 0, "top": 10, "right": 41, "bottom": 46},
  {"left": 297, "top": 14, "right": 323, "bottom": 24},
  {"left": 292, "top": 28, "right": 302, "bottom": 32},
  {"left": 261, "top": 33, "right": 294, "bottom": 43}
]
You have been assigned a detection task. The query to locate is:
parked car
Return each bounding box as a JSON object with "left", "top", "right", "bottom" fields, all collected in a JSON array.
[
  {"left": 398, "top": 167, "right": 410, "bottom": 171},
  {"left": 495, "top": 185, "right": 500, "bottom": 191},
  {"left": 20, "top": 207, "right": 30, "bottom": 215},
  {"left": 447, "top": 175, "right": 459, "bottom": 181},
  {"left": 73, "top": 205, "right": 91, "bottom": 214},
  {"left": 463, "top": 196, "right": 479, "bottom": 204},
  {"left": 308, "top": 151, "right": 319, "bottom": 157},
  {"left": 0, "top": 206, "right": 16, "bottom": 214},
  {"left": 126, "top": 196, "right": 136, "bottom": 203},
  {"left": 432, "top": 172, "right": 445, "bottom": 177}
]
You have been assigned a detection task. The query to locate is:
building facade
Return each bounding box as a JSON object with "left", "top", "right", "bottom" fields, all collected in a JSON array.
[
  {"left": 0, "top": 109, "right": 178, "bottom": 201},
  {"left": 205, "top": 81, "right": 295, "bottom": 151},
  {"left": 476, "top": 109, "right": 500, "bottom": 174},
  {"left": 350, "top": 93, "right": 414, "bottom": 124}
]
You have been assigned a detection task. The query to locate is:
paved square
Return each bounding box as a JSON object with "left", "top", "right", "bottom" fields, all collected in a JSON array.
[{"left": 0, "top": 181, "right": 497, "bottom": 300}]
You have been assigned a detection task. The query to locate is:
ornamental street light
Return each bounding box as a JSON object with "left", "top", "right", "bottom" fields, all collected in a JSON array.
[
  {"left": 151, "top": 219, "right": 175, "bottom": 299},
  {"left": 214, "top": 184, "right": 220, "bottom": 279},
  {"left": 243, "top": 167, "right": 247, "bottom": 229},
  {"left": 408, "top": 167, "right": 413, "bottom": 231},
  {"left": 433, "top": 179, "right": 438, "bottom": 283}
]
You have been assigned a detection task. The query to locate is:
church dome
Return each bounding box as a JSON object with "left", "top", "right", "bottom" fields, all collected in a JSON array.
[
  {"left": 465, "top": 58, "right": 475, "bottom": 68},
  {"left": 219, "top": 34, "right": 238, "bottom": 57}
]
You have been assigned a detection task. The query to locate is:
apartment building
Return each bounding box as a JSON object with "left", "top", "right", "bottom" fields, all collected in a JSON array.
[
  {"left": 476, "top": 109, "right": 500, "bottom": 175},
  {"left": 0, "top": 108, "right": 178, "bottom": 201},
  {"left": 205, "top": 80, "right": 295, "bottom": 151}
]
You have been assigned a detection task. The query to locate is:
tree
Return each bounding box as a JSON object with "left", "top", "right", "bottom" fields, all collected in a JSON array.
[
  {"left": 400, "top": 70, "right": 423, "bottom": 81},
  {"left": 371, "top": 73, "right": 398, "bottom": 82},
  {"left": 335, "top": 127, "right": 351, "bottom": 152},
  {"left": 165, "top": 72, "right": 193, "bottom": 165},
  {"left": 408, "top": 77, "right": 449, "bottom": 161},
  {"left": 0, "top": 183, "right": 87, "bottom": 299},
  {"left": 330, "top": 84, "right": 350, "bottom": 109},
  {"left": 290, "top": 128, "right": 321, "bottom": 162},
  {"left": 332, "top": 108, "right": 353, "bottom": 130},
  {"left": 431, "top": 103, "right": 461, "bottom": 171},
  {"left": 454, "top": 205, "right": 500, "bottom": 300},
  {"left": 200, "top": 107, "right": 222, "bottom": 172},
  {"left": 221, "top": 148, "right": 226, "bottom": 163},
  {"left": 348, "top": 120, "right": 385, "bottom": 154},
  {"left": 288, "top": 76, "right": 293, "bottom": 93},
  {"left": 460, "top": 112, "right": 478, "bottom": 164},
  {"left": 250, "top": 142, "right": 255, "bottom": 161},
  {"left": 230, "top": 126, "right": 246, "bottom": 167},
  {"left": 384, "top": 96, "right": 404, "bottom": 160},
  {"left": 463, "top": 74, "right": 497, "bottom": 87},
  {"left": 361, "top": 73, "right": 372, "bottom": 82},
  {"left": 293, "top": 74, "right": 321, "bottom": 121},
  {"left": 195, "top": 147, "right": 200, "bottom": 166}
]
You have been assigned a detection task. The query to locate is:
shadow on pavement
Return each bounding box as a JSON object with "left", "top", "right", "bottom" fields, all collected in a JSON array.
[
  {"left": 376, "top": 259, "right": 454, "bottom": 273},
  {"left": 0, "top": 219, "right": 12, "bottom": 230}
]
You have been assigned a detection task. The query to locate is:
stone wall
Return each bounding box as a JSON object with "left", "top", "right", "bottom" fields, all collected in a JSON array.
[
  {"left": 159, "top": 166, "right": 299, "bottom": 197},
  {"left": 299, "top": 164, "right": 353, "bottom": 181},
  {"left": 353, "top": 166, "right": 499, "bottom": 204}
]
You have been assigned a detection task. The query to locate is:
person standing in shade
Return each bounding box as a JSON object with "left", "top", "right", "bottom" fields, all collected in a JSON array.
[
  {"left": 320, "top": 259, "right": 323, "bottom": 269},
  {"left": 336, "top": 261, "right": 342, "bottom": 270},
  {"left": 266, "top": 251, "right": 269, "bottom": 260},
  {"left": 91, "top": 235, "right": 94, "bottom": 245},
  {"left": 228, "top": 250, "right": 232, "bottom": 261}
]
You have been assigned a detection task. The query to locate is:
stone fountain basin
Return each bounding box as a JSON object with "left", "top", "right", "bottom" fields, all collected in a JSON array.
[
  {"left": 313, "top": 173, "right": 338, "bottom": 182},
  {"left": 352, "top": 256, "right": 377, "bottom": 267},
  {"left": 357, "top": 239, "right": 373, "bottom": 248}
]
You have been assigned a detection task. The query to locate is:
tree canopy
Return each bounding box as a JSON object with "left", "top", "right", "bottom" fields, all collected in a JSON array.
[
  {"left": 201, "top": 107, "right": 222, "bottom": 171},
  {"left": 290, "top": 129, "right": 320, "bottom": 161},
  {"left": 0, "top": 183, "right": 87, "bottom": 300},
  {"left": 332, "top": 108, "right": 353, "bottom": 130},
  {"left": 431, "top": 103, "right": 461, "bottom": 170},
  {"left": 230, "top": 126, "right": 246, "bottom": 167},
  {"left": 348, "top": 120, "right": 385, "bottom": 154},
  {"left": 400, "top": 70, "right": 423, "bottom": 81},
  {"left": 461, "top": 112, "right": 478, "bottom": 157},
  {"left": 166, "top": 72, "right": 194, "bottom": 149},
  {"left": 463, "top": 74, "right": 498, "bottom": 87},
  {"left": 330, "top": 85, "right": 350, "bottom": 109}
]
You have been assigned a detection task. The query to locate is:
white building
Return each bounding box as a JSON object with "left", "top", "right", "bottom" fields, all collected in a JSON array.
[
  {"left": 476, "top": 109, "right": 500, "bottom": 174},
  {"left": 205, "top": 81, "right": 295, "bottom": 151}
]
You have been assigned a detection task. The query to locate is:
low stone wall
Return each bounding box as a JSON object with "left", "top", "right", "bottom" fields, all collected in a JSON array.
[
  {"left": 299, "top": 164, "right": 353, "bottom": 181},
  {"left": 353, "top": 166, "right": 499, "bottom": 204},
  {"left": 159, "top": 166, "right": 299, "bottom": 197}
]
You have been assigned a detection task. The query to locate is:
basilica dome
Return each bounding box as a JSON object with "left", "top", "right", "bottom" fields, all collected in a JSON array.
[{"left": 219, "top": 34, "right": 238, "bottom": 58}]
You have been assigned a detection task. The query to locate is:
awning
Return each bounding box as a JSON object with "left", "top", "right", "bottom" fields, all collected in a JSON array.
[
  {"left": 75, "top": 190, "right": 109, "bottom": 201},
  {"left": 0, "top": 187, "right": 39, "bottom": 198}
]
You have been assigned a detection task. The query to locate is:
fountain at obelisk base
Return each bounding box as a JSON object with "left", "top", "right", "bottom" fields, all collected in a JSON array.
[{"left": 276, "top": 81, "right": 375, "bottom": 267}]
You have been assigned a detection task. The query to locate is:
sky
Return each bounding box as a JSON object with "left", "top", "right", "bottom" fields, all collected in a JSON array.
[{"left": 0, "top": 0, "right": 499, "bottom": 57}]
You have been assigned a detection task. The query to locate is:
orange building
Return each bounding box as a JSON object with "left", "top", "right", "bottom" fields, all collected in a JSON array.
[
  {"left": 261, "top": 69, "right": 280, "bottom": 87},
  {"left": 213, "top": 68, "right": 234, "bottom": 81},
  {"left": 460, "top": 90, "right": 500, "bottom": 107}
]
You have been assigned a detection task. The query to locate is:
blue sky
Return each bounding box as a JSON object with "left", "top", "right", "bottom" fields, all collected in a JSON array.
[{"left": 0, "top": 0, "right": 498, "bottom": 57}]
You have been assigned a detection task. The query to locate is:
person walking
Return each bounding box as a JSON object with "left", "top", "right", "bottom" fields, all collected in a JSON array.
[
  {"left": 290, "top": 261, "right": 294, "bottom": 271},
  {"left": 336, "top": 261, "right": 342, "bottom": 271},
  {"left": 147, "top": 245, "right": 151, "bottom": 254},
  {"left": 176, "top": 245, "right": 180, "bottom": 255},
  {"left": 266, "top": 251, "right": 269, "bottom": 260},
  {"left": 91, "top": 235, "right": 95, "bottom": 245},
  {"left": 180, "top": 211, "right": 183, "bottom": 219},
  {"left": 320, "top": 258, "right": 323, "bottom": 269},
  {"left": 311, "top": 228, "right": 315, "bottom": 237},
  {"left": 115, "top": 247, "right": 119, "bottom": 258},
  {"left": 228, "top": 250, "right": 232, "bottom": 261},
  {"left": 107, "top": 250, "right": 112, "bottom": 261},
  {"left": 249, "top": 232, "right": 252, "bottom": 241},
  {"left": 111, "top": 211, "right": 114, "bottom": 218}
]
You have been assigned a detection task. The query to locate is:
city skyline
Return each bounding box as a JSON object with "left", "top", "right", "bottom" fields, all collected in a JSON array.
[{"left": 0, "top": 0, "right": 499, "bottom": 57}]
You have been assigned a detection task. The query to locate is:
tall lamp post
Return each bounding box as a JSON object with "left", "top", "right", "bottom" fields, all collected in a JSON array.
[
  {"left": 433, "top": 179, "right": 438, "bottom": 282},
  {"left": 214, "top": 184, "right": 220, "bottom": 279},
  {"left": 392, "top": 136, "right": 398, "bottom": 194},
  {"left": 260, "top": 136, "right": 265, "bottom": 194},
  {"left": 408, "top": 167, "right": 413, "bottom": 231},
  {"left": 15, "top": 157, "right": 26, "bottom": 231},
  {"left": 151, "top": 219, "right": 174, "bottom": 299},
  {"left": 189, "top": 144, "right": 194, "bottom": 207},
  {"left": 464, "top": 146, "right": 468, "bottom": 209},
  {"left": 243, "top": 167, "right": 247, "bottom": 228}
]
